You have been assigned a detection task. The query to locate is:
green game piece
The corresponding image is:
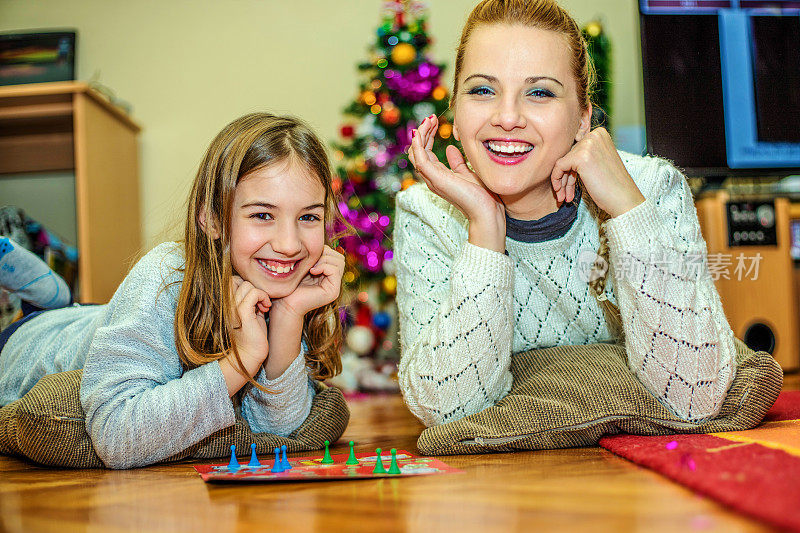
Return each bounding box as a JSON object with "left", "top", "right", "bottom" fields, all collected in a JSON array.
[
  {"left": 388, "top": 448, "right": 401, "bottom": 474},
  {"left": 346, "top": 441, "right": 359, "bottom": 466},
  {"left": 373, "top": 448, "right": 387, "bottom": 474},
  {"left": 321, "top": 440, "right": 334, "bottom": 464}
]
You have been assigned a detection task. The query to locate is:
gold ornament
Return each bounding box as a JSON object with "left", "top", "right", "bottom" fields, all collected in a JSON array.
[
  {"left": 391, "top": 43, "right": 416, "bottom": 65},
  {"left": 382, "top": 275, "right": 397, "bottom": 295},
  {"left": 381, "top": 105, "right": 401, "bottom": 125},
  {"left": 343, "top": 271, "right": 356, "bottom": 284},
  {"left": 438, "top": 123, "right": 453, "bottom": 139},
  {"left": 432, "top": 86, "right": 447, "bottom": 101},
  {"left": 361, "top": 90, "right": 377, "bottom": 106},
  {"left": 585, "top": 21, "right": 602, "bottom": 38},
  {"left": 401, "top": 177, "right": 416, "bottom": 190}
]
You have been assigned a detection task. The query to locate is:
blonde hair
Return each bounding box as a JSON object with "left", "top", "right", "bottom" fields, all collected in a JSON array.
[
  {"left": 175, "top": 113, "right": 344, "bottom": 389},
  {"left": 452, "top": 0, "right": 622, "bottom": 337}
]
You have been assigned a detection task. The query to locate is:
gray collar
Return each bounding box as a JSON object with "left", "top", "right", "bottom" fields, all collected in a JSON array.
[{"left": 505, "top": 183, "right": 582, "bottom": 243}]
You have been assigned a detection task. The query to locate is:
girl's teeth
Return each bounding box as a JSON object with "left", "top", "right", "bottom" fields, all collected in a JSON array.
[
  {"left": 486, "top": 141, "right": 533, "bottom": 155},
  {"left": 258, "top": 260, "right": 295, "bottom": 274}
]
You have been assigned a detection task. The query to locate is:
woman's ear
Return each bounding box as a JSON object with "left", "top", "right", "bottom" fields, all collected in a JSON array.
[
  {"left": 198, "top": 208, "right": 220, "bottom": 240},
  {"left": 575, "top": 103, "right": 592, "bottom": 142},
  {"left": 453, "top": 123, "right": 460, "bottom": 142}
]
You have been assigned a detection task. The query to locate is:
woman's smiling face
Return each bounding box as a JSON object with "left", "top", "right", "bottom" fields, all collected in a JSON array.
[{"left": 453, "top": 23, "right": 591, "bottom": 216}]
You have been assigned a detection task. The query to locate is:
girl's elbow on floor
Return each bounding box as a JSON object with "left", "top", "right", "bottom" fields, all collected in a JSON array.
[
  {"left": 91, "top": 435, "right": 138, "bottom": 469},
  {"left": 87, "top": 414, "right": 148, "bottom": 469}
]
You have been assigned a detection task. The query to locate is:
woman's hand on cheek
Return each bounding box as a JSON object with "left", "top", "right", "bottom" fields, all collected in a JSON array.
[
  {"left": 550, "top": 127, "right": 646, "bottom": 219},
  {"left": 271, "top": 245, "right": 345, "bottom": 319},
  {"left": 409, "top": 114, "right": 506, "bottom": 253},
  {"left": 229, "top": 275, "right": 271, "bottom": 370}
]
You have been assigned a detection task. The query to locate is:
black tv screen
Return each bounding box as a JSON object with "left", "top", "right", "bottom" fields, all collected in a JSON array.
[
  {"left": 639, "top": 2, "right": 800, "bottom": 177},
  {"left": 0, "top": 31, "right": 76, "bottom": 87}
]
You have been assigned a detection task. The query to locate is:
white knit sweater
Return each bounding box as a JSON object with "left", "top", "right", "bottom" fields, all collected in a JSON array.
[{"left": 394, "top": 151, "right": 737, "bottom": 427}]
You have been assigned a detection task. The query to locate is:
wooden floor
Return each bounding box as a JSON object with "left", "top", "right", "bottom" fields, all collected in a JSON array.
[{"left": 1, "top": 374, "right": 798, "bottom": 533}]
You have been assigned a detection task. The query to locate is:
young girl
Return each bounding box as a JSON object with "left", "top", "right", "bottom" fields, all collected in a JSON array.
[
  {"left": 0, "top": 112, "right": 346, "bottom": 469},
  {"left": 397, "top": 0, "right": 736, "bottom": 427}
]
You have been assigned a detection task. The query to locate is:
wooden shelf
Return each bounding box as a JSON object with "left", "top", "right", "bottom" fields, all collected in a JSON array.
[
  {"left": 0, "top": 133, "right": 73, "bottom": 174},
  {"left": 0, "top": 81, "right": 142, "bottom": 303}
]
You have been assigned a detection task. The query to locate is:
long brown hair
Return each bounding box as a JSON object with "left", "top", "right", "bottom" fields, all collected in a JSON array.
[
  {"left": 175, "top": 113, "right": 344, "bottom": 388},
  {"left": 451, "top": 0, "right": 622, "bottom": 337}
]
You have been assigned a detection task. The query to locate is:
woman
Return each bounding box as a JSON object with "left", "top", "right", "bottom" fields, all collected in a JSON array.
[{"left": 395, "top": 0, "right": 736, "bottom": 427}]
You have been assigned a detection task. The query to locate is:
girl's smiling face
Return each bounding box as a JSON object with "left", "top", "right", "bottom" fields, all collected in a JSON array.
[
  {"left": 229, "top": 158, "right": 326, "bottom": 299},
  {"left": 453, "top": 24, "right": 591, "bottom": 218}
]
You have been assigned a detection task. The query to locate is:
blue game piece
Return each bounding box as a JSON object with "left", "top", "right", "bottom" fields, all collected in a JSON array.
[
  {"left": 228, "top": 444, "right": 240, "bottom": 470},
  {"left": 281, "top": 444, "right": 292, "bottom": 470},
  {"left": 271, "top": 447, "right": 284, "bottom": 473},
  {"left": 248, "top": 443, "right": 261, "bottom": 467}
]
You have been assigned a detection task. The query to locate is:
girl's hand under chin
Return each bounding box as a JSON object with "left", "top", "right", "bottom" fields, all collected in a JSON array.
[
  {"left": 408, "top": 114, "right": 506, "bottom": 253},
  {"left": 230, "top": 274, "right": 271, "bottom": 368},
  {"left": 271, "top": 245, "right": 345, "bottom": 319},
  {"left": 550, "top": 127, "right": 646, "bottom": 219}
]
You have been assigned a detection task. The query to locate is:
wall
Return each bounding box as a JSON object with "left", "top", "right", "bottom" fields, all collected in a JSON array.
[{"left": 0, "top": 0, "right": 643, "bottom": 249}]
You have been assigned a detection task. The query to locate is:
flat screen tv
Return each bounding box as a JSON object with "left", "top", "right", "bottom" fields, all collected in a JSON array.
[
  {"left": 639, "top": 1, "right": 800, "bottom": 177},
  {"left": 0, "top": 31, "right": 76, "bottom": 87}
]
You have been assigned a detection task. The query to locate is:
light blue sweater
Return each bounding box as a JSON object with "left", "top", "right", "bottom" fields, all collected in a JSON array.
[{"left": 0, "top": 242, "right": 315, "bottom": 468}]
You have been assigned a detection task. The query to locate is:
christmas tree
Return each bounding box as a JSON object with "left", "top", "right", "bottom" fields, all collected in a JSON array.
[
  {"left": 331, "top": 0, "right": 451, "bottom": 380},
  {"left": 582, "top": 20, "right": 612, "bottom": 129}
]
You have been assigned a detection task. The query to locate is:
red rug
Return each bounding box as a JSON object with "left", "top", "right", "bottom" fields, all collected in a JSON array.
[{"left": 600, "top": 391, "right": 800, "bottom": 532}]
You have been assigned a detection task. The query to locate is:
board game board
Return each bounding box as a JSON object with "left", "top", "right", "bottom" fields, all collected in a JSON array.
[{"left": 194, "top": 443, "right": 462, "bottom": 483}]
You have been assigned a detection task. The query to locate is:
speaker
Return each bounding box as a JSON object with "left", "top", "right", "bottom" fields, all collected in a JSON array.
[{"left": 695, "top": 190, "right": 799, "bottom": 371}]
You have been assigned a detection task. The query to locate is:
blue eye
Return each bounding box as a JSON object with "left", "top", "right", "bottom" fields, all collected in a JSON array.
[
  {"left": 467, "top": 85, "right": 494, "bottom": 96},
  {"left": 251, "top": 213, "right": 273, "bottom": 221},
  {"left": 527, "top": 88, "right": 555, "bottom": 98},
  {"left": 300, "top": 214, "right": 322, "bottom": 222}
]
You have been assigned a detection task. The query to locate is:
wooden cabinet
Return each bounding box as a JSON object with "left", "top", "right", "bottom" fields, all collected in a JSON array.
[
  {"left": 0, "top": 81, "right": 141, "bottom": 303},
  {"left": 696, "top": 190, "right": 800, "bottom": 371}
]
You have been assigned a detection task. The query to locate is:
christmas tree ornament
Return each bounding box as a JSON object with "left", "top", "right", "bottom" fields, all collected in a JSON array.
[
  {"left": 340, "top": 125, "right": 355, "bottom": 139},
  {"left": 412, "top": 102, "right": 435, "bottom": 122},
  {"left": 401, "top": 176, "right": 416, "bottom": 190},
  {"left": 585, "top": 21, "right": 602, "bottom": 37},
  {"left": 391, "top": 42, "right": 416, "bottom": 65},
  {"left": 356, "top": 113, "right": 376, "bottom": 132},
  {"left": 382, "top": 275, "right": 397, "bottom": 295},
  {"left": 380, "top": 105, "right": 401, "bottom": 126},
  {"left": 376, "top": 172, "right": 401, "bottom": 195},
  {"left": 382, "top": 255, "right": 396, "bottom": 275},
  {"left": 373, "top": 311, "right": 392, "bottom": 331},
  {"left": 361, "top": 90, "right": 377, "bottom": 106}
]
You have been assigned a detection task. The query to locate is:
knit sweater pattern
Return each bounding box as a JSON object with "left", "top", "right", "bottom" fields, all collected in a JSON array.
[
  {"left": 0, "top": 242, "right": 314, "bottom": 468},
  {"left": 394, "top": 151, "right": 737, "bottom": 427}
]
